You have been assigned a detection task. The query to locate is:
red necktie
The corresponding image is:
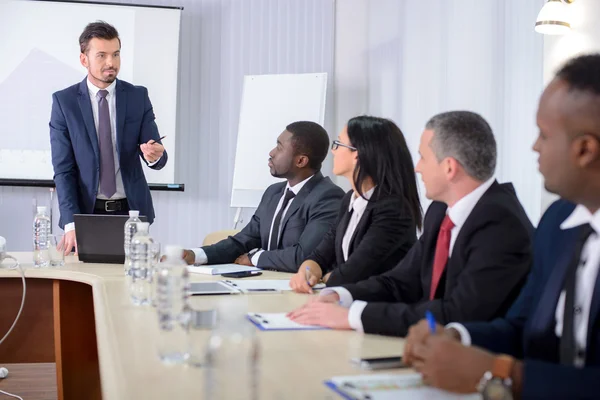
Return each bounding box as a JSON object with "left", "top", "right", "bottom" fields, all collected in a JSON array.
[{"left": 429, "top": 215, "right": 455, "bottom": 300}]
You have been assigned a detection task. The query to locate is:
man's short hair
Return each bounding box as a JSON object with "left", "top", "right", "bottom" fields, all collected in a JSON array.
[
  {"left": 79, "top": 21, "right": 121, "bottom": 54},
  {"left": 425, "top": 111, "right": 497, "bottom": 181},
  {"left": 557, "top": 53, "right": 600, "bottom": 97},
  {"left": 286, "top": 121, "right": 330, "bottom": 171}
]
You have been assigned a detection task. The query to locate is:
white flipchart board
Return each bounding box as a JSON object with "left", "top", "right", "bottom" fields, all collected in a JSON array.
[{"left": 230, "top": 73, "right": 328, "bottom": 208}]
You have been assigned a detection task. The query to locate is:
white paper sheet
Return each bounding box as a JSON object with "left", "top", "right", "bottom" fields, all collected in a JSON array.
[{"left": 326, "top": 374, "right": 482, "bottom": 400}]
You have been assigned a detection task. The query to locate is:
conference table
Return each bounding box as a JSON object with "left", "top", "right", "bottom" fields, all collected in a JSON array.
[{"left": 0, "top": 252, "right": 405, "bottom": 399}]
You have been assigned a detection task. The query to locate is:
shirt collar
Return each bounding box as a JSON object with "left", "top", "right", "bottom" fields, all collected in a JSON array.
[
  {"left": 560, "top": 204, "right": 600, "bottom": 233},
  {"left": 87, "top": 78, "right": 117, "bottom": 99},
  {"left": 447, "top": 177, "right": 495, "bottom": 229},
  {"left": 348, "top": 187, "right": 376, "bottom": 213},
  {"left": 285, "top": 174, "right": 314, "bottom": 196}
]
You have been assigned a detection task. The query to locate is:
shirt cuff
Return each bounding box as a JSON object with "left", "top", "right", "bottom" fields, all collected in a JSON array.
[
  {"left": 321, "top": 287, "right": 354, "bottom": 308},
  {"left": 147, "top": 155, "right": 162, "bottom": 166},
  {"left": 190, "top": 248, "right": 208, "bottom": 264},
  {"left": 251, "top": 250, "right": 264, "bottom": 266},
  {"left": 65, "top": 222, "right": 75, "bottom": 232},
  {"left": 445, "top": 322, "right": 472, "bottom": 346},
  {"left": 348, "top": 300, "right": 367, "bottom": 332}
]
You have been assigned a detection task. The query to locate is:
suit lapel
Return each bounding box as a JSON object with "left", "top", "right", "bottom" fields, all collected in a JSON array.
[
  {"left": 77, "top": 78, "right": 99, "bottom": 160},
  {"left": 587, "top": 257, "right": 600, "bottom": 350},
  {"left": 280, "top": 172, "right": 324, "bottom": 231},
  {"left": 348, "top": 202, "right": 374, "bottom": 255},
  {"left": 262, "top": 185, "right": 286, "bottom": 247},
  {"left": 336, "top": 202, "right": 353, "bottom": 262},
  {"left": 530, "top": 228, "right": 579, "bottom": 335},
  {"left": 115, "top": 79, "right": 127, "bottom": 157}
]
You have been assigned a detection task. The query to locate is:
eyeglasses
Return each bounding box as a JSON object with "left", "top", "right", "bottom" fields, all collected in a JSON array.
[{"left": 331, "top": 140, "right": 357, "bottom": 151}]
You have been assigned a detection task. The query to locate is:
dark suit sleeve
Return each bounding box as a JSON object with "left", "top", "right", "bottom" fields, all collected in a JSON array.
[
  {"left": 520, "top": 361, "right": 600, "bottom": 399},
  {"left": 326, "top": 198, "right": 415, "bottom": 286},
  {"left": 49, "top": 93, "right": 80, "bottom": 228},
  {"left": 138, "top": 87, "right": 167, "bottom": 170},
  {"left": 463, "top": 243, "right": 543, "bottom": 357},
  {"left": 355, "top": 206, "right": 531, "bottom": 336},
  {"left": 305, "top": 192, "right": 351, "bottom": 273},
  {"left": 340, "top": 232, "right": 426, "bottom": 303},
  {"left": 200, "top": 188, "right": 270, "bottom": 264},
  {"left": 464, "top": 206, "right": 552, "bottom": 356},
  {"left": 257, "top": 187, "right": 344, "bottom": 272}
]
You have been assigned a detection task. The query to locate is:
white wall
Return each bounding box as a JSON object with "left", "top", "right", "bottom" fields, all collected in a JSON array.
[
  {"left": 334, "top": 0, "right": 546, "bottom": 222},
  {"left": 541, "top": 0, "right": 600, "bottom": 211}
]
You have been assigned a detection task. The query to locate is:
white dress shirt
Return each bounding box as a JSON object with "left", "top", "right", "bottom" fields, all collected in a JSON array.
[
  {"left": 192, "top": 175, "right": 314, "bottom": 265},
  {"left": 342, "top": 188, "right": 375, "bottom": 261},
  {"left": 448, "top": 204, "right": 600, "bottom": 367},
  {"left": 65, "top": 79, "right": 159, "bottom": 233},
  {"left": 323, "top": 177, "right": 496, "bottom": 332}
]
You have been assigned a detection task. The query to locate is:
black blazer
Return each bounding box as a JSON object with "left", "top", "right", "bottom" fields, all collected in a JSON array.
[
  {"left": 340, "top": 181, "right": 534, "bottom": 337},
  {"left": 307, "top": 190, "right": 416, "bottom": 286},
  {"left": 201, "top": 172, "right": 345, "bottom": 272}
]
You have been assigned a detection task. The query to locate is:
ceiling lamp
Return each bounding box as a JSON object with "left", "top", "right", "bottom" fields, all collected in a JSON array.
[{"left": 535, "top": 0, "right": 575, "bottom": 35}]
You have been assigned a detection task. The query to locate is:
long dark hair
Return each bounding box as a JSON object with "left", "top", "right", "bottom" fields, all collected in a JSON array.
[{"left": 347, "top": 116, "right": 423, "bottom": 230}]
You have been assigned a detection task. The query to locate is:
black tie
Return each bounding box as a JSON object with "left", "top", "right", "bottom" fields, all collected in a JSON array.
[
  {"left": 560, "top": 223, "right": 595, "bottom": 365},
  {"left": 269, "top": 189, "right": 296, "bottom": 251}
]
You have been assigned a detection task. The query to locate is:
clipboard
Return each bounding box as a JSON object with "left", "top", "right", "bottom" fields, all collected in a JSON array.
[
  {"left": 246, "top": 313, "right": 330, "bottom": 331},
  {"left": 324, "top": 374, "right": 481, "bottom": 400}
]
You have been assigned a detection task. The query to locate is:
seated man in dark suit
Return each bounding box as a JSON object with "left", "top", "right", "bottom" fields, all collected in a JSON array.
[
  {"left": 403, "top": 54, "right": 600, "bottom": 399},
  {"left": 288, "top": 111, "right": 533, "bottom": 336},
  {"left": 183, "top": 121, "right": 345, "bottom": 272}
]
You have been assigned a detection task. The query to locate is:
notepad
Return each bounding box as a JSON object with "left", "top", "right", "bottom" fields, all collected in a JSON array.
[
  {"left": 247, "top": 313, "right": 330, "bottom": 331},
  {"left": 187, "top": 264, "right": 260, "bottom": 275},
  {"left": 325, "top": 374, "right": 481, "bottom": 400},
  {"left": 223, "top": 279, "right": 326, "bottom": 293}
]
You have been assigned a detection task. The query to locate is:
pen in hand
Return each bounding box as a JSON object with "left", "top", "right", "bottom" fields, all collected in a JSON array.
[
  {"left": 139, "top": 135, "right": 166, "bottom": 147},
  {"left": 425, "top": 310, "right": 436, "bottom": 334},
  {"left": 305, "top": 266, "right": 312, "bottom": 289}
]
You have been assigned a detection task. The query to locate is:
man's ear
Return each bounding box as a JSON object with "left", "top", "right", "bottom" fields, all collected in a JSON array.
[
  {"left": 445, "top": 157, "right": 461, "bottom": 181},
  {"left": 296, "top": 154, "right": 309, "bottom": 169},
  {"left": 80, "top": 52, "right": 89, "bottom": 69},
  {"left": 575, "top": 134, "right": 600, "bottom": 167}
]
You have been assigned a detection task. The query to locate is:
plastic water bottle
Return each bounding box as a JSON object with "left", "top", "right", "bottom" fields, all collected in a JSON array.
[
  {"left": 123, "top": 210, "right": 141, "bottom": 275},
  {"left": 156, "top": 245, "right": 191, "bottom": 364},
  {"left": 129, "top": 222, "right": 153, "bottom": 305},
  {"left": 205, "top": 298, "right": 260, "bottom": 400},
  {"left": 33, "top": 206, "right": 51, "bottom": 267}
]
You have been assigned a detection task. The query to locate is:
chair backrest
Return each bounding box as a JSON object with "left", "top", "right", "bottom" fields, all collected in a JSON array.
[{"left": 202, "top": 229, "right": 241, "bottom": 246}]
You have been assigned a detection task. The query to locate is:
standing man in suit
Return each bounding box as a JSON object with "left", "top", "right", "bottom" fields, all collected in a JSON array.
[
  {"left": 183, "top": 121, "right": 345, "bottom": 272},
  {"left": 288, "top": 111, "right": 533, "bottom": 336},
  {"left": 50, "top": 21, "right": 167, "bottom": 254},
  {"left": 403, "top": 54, "right": 600, "bottom": 399}
]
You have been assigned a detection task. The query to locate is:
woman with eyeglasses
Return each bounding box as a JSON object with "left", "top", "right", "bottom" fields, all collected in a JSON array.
[{"left": 290, "top": 115, "right": 423, "bottom": 292}]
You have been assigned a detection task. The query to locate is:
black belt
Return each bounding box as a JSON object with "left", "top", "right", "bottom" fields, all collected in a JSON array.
[{"left": 95, "top": 198, "right": 128, "bottom": 212}]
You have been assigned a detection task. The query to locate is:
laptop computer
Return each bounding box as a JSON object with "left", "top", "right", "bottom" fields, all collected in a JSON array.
[{"left": 74, "top": 214, "right": 147, "bottom": 264}]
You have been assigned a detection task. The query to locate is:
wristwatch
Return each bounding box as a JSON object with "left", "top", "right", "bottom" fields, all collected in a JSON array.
[{"left": 477, "top": 354, "right": 515, "bottom": 400}]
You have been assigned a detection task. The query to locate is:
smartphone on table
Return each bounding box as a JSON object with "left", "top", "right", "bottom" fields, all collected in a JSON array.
[
  {"left": 221, "top": 271, "right": 263, "bottom": 278},
  {"left": 351, "top": 356, "right": 407, "bottom": 370}
]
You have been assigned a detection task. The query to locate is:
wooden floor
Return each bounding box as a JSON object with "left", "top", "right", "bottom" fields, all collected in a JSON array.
[{"left": 0, "top": 363, "right": 57, "bottom": 400}]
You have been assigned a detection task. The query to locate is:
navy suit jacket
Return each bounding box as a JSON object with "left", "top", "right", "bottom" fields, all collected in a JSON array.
[
  {"left": 49, "top": 78, "right": 167, "bottom": 228},
  {"left": 465, "top": 199, "right": 600, "bottom": 399}
]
